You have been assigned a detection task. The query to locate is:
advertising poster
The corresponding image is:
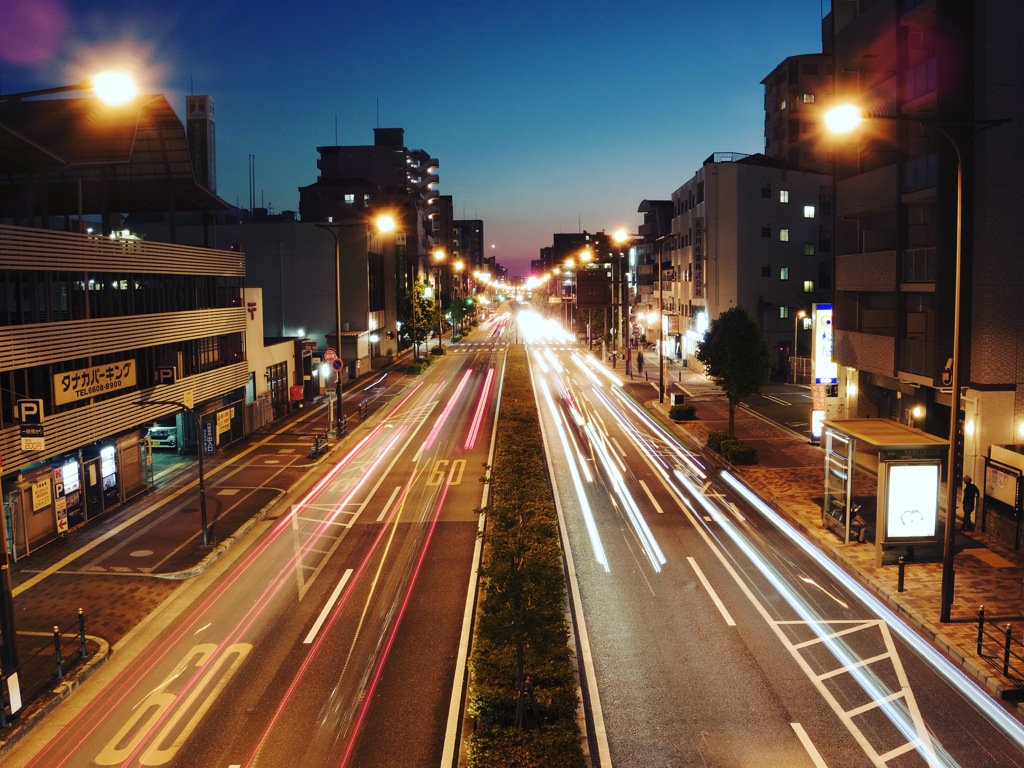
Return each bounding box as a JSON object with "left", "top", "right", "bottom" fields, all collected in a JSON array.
[
  {"left": 884, "top": 462, "right": 940, "bottom": 540},
  {"left": 813, "top": 303, "right": 838, "bottom": 384}
]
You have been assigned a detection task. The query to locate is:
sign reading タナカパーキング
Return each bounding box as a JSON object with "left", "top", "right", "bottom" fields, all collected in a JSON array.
[{"left": 53, "top": 360, "right": 137, "bottom": 406}]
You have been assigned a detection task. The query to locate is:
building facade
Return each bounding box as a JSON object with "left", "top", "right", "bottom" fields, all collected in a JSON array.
[
  {"left": 0, "top": 224, "right": 247, "bottom": 556},
  {"left": 668, "top": 153, "right": 833, "bottom": 372},
  {"left": 829, "top": 0, "right": 1023, "bottom": 499}
]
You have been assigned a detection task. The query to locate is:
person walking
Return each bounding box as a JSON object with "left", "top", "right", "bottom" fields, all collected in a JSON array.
[
  {"left": 960, "top": 475, "right": 980, "bottom": 532},
  {"left": 637, "top": 349, "right": 644, "bottom": 375}
]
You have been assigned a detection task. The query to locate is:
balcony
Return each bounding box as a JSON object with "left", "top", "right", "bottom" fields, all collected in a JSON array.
[
  {"left": 836, "top": 164, "right": 898, "bottom": 215},
  {"left": 902, "top": 247, "right": 937, "bottom": 284},
  {"left": 900, "top": 337, "right": 935, "bottom": 379}
]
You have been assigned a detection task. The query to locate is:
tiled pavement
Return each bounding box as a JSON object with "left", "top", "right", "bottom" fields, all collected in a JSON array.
[{"left": 618, "top": 355, "right": 1024, "bottom": 712}]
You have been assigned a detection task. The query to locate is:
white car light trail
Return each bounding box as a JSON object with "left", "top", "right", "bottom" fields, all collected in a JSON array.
[{"left": 538, "top": 378, "right": 608, "bottom": 571}]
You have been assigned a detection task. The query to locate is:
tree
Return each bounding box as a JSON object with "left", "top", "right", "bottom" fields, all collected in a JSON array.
[{"left": 695, "top": 306, "right": 771, "bottom": 437}]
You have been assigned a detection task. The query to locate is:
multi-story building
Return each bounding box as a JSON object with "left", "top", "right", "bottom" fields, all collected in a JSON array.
[
  {"left": 669, "top": 153, "right": 833, "bottom": 372},
  {"left": 762, "top": 53, "right": 835, "bottom": 175},
  {"left": 0, "top": 94, "right": 247, "bottom": 558},
  {"left": 829, "top": 0, "right": 1023, "bottom": 506}
]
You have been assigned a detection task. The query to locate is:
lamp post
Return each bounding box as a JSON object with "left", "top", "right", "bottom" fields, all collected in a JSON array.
[
  {"left": 432, "top": 248, "right": 446, "bottom": 351},
  {"left": 316, "top": 214, "right": 394, "bottom": 438},
  {"left": 792, "top": 309, "right": 807, "bottom": 382},
  {"left": 453, "top": 259, "right": 464, "bottom": 338},
  {"left": 657, "top": 236, "right": 666, "bottom": 403},
  {"left": 316, "top": 220, "right": 350, "bottom": 439},
  {"left": 826, "top": 104, "right": 1009, "bottom": 623}
]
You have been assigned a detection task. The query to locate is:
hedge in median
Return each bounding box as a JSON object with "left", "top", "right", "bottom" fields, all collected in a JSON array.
[{"left": 467, "top": 345, "right": 585, "bottom": 768}]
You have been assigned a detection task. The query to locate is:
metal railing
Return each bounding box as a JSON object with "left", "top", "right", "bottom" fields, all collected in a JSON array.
[
  {"left": 1, "top": 609, "right": 91, "bottom": 726},
  {"left": 977, "top": 606, "right": 1024, "bottom": 693}
]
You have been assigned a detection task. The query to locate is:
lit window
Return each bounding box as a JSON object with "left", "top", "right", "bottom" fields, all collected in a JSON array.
[
  {"left": 779, "top": 228, "right": 790, "bottom": 242},
  {"left": 344, "top": 193, "right": 355, "bottom": 205},
  {"left": 802, "top": 93, "right": 815, "bottom": 103},
  {"left": 780, "top": 99, "right": 787, "bottom": 111},
  {"left": 779, "top": 190, "right": 790, "bottom": 203},
  {"left": 803, "top": 280, "right": 815, "bottom": 293},
  {"left": 780, "top": 267, "right": 790, "bottom": 280},
  {"left": 804, "top": 205, "right": 816, "bottom": 218},
  {"left": 804, "top": 243, "right": 815, "bottom": 256},
  {"left": 780, "top": 306, "right": 790, "bottom": 319}
]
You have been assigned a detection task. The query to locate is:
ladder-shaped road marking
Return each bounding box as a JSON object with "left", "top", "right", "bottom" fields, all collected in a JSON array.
[{"left": 777, "top": 619, "right": 941, "bottom": 767}]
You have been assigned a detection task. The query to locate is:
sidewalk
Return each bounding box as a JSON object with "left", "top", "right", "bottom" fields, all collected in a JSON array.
[{"left": 608, "top": 351, "right": 1024, "bottom": 712}]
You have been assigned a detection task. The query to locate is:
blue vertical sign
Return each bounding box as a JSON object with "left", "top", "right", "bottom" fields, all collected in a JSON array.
[{"left": 202, "top": 421, "right": 216, "bottom": 455}]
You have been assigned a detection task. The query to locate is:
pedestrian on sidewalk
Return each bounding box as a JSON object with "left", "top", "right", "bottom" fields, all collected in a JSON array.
[
  {"left": 960, "top": 475, "right": 979, "bottom": 532},
  {"left": 637, "top": 349, "right": 644, "bottom": 375}
]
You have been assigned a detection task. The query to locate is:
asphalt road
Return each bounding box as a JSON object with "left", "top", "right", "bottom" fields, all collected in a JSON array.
[
  {"left": 5, "top": 322, "right": 509, "bottom": 768},
  {"left": 523, "top": 309, "right": 1024, "bottom": 768}
]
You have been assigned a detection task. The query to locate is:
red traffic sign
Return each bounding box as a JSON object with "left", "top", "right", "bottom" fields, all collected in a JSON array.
[{"left": 323, "top": 348, "right": 338, "bottom": 363}]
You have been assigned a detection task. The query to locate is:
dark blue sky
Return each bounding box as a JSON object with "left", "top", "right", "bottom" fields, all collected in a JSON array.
[{"left": 2, "top": 0, "right": 828, "bottom": 274}]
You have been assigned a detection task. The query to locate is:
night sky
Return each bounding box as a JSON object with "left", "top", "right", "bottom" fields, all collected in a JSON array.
[{"left": 2, "top": 0, "right": 828, "bottom": 275}]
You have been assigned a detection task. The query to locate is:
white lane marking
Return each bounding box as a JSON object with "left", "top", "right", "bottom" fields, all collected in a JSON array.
[
  {"left": 687, "top": 557, "right": 736, "bottom": 626},
  {"left": 303, "top": 569, "right": 353, "bottom": 644},
  {"left": 376, "top": 486, "right": 402, "bottom": 523},
  {"left": 791, "top": 722, "right": 829, "bottom": 768},
  {"left": 610, "top": 436, "right": 627, "bottom": 457},
  {"left": 639, "top": 479, "right": 666, "bottom": 515}
]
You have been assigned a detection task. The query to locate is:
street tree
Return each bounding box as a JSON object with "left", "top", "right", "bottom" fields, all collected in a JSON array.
[{"left": 695, "top": 305, "right": 771, "bottom": 437}]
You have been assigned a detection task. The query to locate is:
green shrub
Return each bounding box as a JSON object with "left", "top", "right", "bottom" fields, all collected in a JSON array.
[
  {"left": 706, "top": 430, "right": 730, "bottom": 452},
  {"left": 720, "top": 439, "right": 758, "bottom": 465},
  {"left": 669, "top": 403, "right": 697, "bottom": 421},
  {"left": 431, "top": 344, "right": 446, "bottom": 356},
  {"left": 467, "top": 345, "right": 583, "bottom": 766}
]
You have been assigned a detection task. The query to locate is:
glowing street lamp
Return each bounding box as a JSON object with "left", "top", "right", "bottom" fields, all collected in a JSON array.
[
  {"left": 0, "top": 70, "right": 138, "bottom": 105},
  {"left": 825, "top": 103, "right": 1009, "bottom": 623}
]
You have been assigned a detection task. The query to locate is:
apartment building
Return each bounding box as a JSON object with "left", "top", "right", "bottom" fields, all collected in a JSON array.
[
  {"left": 762, "top": 53, "right": 835, "bottom": 176},
  {"left": 669, "top": 153, "right": 833, "bottom": 372},
  {"left": 830, "top": 0, "right": 1023, "bottom": 512}
]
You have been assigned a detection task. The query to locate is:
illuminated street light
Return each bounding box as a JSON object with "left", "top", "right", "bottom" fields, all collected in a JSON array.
[
  {"left": 0, "top": 70, "right": 138, "bottom": 105},
  {"left": 825, "top": 103, "right": 1009, "bottom": 623}
]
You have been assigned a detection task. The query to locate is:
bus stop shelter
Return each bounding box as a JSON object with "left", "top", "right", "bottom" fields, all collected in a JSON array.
[{"left": 822, "top": 418, "right": 948, "bottom": 566}]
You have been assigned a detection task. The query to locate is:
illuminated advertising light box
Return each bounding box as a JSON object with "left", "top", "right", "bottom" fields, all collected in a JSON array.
[
  {"left": 812, "top": 303, "right": 838, "bottom": 384},
  {"left": 811, "top": 409, "right": 826, "bottom": 439},
  {"left": 882, "top": 461, "right": 940, "bottom": 541}
]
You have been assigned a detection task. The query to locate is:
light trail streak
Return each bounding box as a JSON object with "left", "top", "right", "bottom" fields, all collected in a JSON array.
[
  {"left": 585, "top": 420, "right": 665, "bottom": 571},
  {"left": 464, "top": 367, "right": 495, "bottom": 449},
  {"left": 538, "top": 378, "right": 609, "bottom": 571},
  {"left": 419, "top": 369, "right": 472, "bottom": 453},
  {"left": 24, "top": 381, "right": 430, "bottom": 768},
  {"left": 531, "top": 348, "right": 550, "bottom": 373},
  {"left": 246, "top": 463, "right": 427, "bottom": 767},
  {"left": 722, "top": 470, "right": 1024, "bottom": 756},
  {"left": 673, "top": 470, "right": 950, "bottom": 766},
  {"left": 336, "top": 473, "right": 454, "bottom": 768}
]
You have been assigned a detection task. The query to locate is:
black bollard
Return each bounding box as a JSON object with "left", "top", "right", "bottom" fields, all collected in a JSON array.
[{"left": 897, "top": 556, "right": 906, "bottom": 592}]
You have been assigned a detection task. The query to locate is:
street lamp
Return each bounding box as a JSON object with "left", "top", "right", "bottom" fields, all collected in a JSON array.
[
  {"left": 432, "top": 248, "right": 446, "bottom": 351},
  {"left": 825, "top": 103, "right": 1009, "bottom": 622},
  {"left": 0, "top": 70, "right": 138, "bottom": 106},
  {"left": 316, "top": 213, "right": 395, "bottom": 439},
  {"left": 792, "top": 309, "right": 807, "bottom": 382}
]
